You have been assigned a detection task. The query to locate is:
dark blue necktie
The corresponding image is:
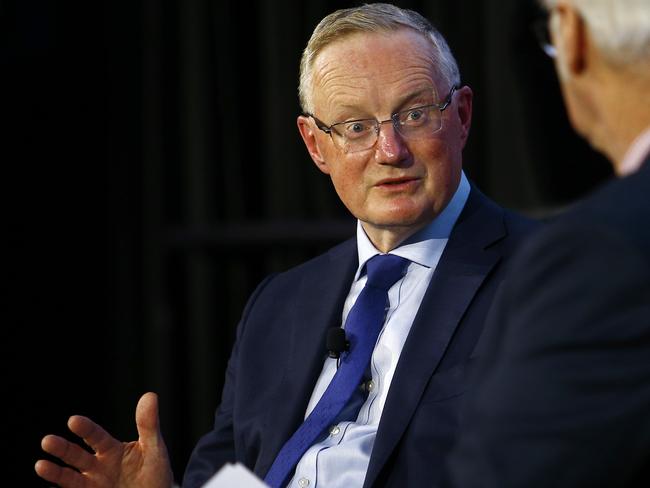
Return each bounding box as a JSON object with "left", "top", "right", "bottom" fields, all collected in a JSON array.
[{"left": 264, "top": 254, "right": 411, "bottom": 488}]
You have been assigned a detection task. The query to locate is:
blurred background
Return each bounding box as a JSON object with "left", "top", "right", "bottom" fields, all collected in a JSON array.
[{"left": 5, "top": 0, "right": 611, "bottom": 484}]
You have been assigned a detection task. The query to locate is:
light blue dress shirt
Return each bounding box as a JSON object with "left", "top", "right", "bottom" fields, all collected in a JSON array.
[{"left": 286, "top": 172, "right": 470, "bottom": 488}]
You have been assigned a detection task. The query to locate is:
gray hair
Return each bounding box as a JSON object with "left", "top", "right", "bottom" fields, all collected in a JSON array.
[
  {"left": 298, "top": 3, "right": 461, "bottom": 114},
  {"left": 540, "top": 0, "right": 650, "bottom": 65}
]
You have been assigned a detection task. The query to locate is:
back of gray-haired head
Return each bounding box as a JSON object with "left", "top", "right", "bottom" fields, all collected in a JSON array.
[
  {"left": 298, "top": 3, "right": 461, "bottom": 114},
  {"left": 540, "top": 0, "right": 650, "bottom": 65}
]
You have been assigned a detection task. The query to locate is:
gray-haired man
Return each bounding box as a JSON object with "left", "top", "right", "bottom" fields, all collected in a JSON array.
[{"left": 448, "top": 1, "right": 650, "bottom": 486}]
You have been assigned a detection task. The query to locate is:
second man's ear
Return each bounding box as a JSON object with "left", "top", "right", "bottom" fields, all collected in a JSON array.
[{"left": 555, "top": 4, "right": 588, "bottom": 76}]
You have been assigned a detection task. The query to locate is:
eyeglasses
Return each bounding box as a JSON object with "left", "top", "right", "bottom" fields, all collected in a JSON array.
[
  {"left": 306, "top": 85, "right": 457, "bottom": 154},
  {"left": 531, "top": 14, "right": 557, "bottom": 58}
]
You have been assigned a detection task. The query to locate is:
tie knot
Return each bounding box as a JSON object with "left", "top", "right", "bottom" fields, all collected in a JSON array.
[{"left": 365, "top": 254, "right": 410, "bottom": 291}]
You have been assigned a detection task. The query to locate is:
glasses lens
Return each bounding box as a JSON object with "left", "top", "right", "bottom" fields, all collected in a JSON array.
[
  {"left": 396, "top": 106, "right": 443, "bottom": 139},
  {"left": 332, "top": 120, "right": 378, "bottom": 153}
]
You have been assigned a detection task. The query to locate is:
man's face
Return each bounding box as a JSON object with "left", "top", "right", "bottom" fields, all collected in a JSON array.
[{"left": 298, "top": 29, "right": 472, "bottom": 239}]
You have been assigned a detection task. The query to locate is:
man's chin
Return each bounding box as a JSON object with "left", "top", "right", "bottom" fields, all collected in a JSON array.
[{"left": 362, "top": 212, "right": 430, "bottom": 232}]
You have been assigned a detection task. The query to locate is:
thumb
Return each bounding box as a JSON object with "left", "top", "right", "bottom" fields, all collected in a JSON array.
[{"left": 135, "top": 392, "right": 163, "bottom": 444}]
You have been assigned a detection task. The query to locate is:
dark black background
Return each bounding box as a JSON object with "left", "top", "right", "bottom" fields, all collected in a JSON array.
[{"left": 4, "top": 0, "right": 611, "bottom": 485}]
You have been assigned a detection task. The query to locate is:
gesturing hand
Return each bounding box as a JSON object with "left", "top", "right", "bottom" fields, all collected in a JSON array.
[{"left": 35, "top": 392, "right": 174, "bottom": 488}]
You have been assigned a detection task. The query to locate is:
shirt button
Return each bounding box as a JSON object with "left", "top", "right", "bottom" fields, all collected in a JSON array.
[
  {"left": 367, "top": 380, "right": 374, "bottom": 392},
  {"left": 298, "top": 478, "right": 310, "bottom": 487},
  {"left": 329, "top": 425, "right": 341, "bottom": 436}
]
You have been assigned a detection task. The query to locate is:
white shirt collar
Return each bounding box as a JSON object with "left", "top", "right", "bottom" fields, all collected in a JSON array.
[
  {"left": 618, "top": 126, "right": 650, "bottom": 176},
  {"left": 354, "top": 171, "right": 471, "bottom": 280}
]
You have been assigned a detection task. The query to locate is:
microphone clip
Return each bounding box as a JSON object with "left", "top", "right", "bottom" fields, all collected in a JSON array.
[{"left": 326, "top": 327, "right": 349, "bottom": 359}]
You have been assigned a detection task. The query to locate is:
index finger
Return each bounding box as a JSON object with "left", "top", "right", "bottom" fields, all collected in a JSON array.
[{"left": 67, "top": 415, "right": 121, "bottom": 455}]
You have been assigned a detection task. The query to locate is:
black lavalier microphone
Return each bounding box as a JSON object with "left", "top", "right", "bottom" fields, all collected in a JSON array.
[{"left": 326, "top": 327, "right": 349, "bottom": 359}]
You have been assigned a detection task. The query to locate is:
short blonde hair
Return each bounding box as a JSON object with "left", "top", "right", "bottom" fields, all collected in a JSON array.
[{"left": 298, "top": 3, "right": 461, "bottom": 113}]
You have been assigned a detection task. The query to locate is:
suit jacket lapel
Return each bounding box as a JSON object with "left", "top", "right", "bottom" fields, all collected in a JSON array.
[
  {"left": 256, "top": 239, "right": 358, "bottom": 476},
  {"left": 363, "top": 188, "right": 507, "bottom": 487}
]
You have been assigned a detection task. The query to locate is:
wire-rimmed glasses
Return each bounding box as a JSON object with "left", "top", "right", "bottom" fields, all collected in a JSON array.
[{"left": 306, "top": 85, "right": 457, "bottom": 154}]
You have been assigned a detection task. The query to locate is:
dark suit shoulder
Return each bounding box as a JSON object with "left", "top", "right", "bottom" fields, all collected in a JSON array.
[
  {"left": 264, "top": 237, "right": 357, "bottom": 286},
  {"left": 464, "top": 184, "right": 541, "bottom": 253},
  {"left": 447, "top": 166, "right": 650, "bottom": 488},
  {"left": 547, "top": 163, "right": 650, "bottom": 264},
  {"left": 501, "top": 207, "right": 540, "bottom": 243}
]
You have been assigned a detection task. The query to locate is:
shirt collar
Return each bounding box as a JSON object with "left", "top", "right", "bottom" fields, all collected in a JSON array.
[
  {"left": 354, "top": 171, "right": 470, "bottom": 280},
  {"left": 618, "top": 126, "right": 650, "bottom": 176}
]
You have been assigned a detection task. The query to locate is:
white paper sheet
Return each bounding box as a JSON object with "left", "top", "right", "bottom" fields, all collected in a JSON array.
[{"left": 201, "top": 462, "right": 270, "bottom": 488}]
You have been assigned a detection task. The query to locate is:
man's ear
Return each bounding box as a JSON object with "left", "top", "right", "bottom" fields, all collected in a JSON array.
[
  {"left": 454, "top": 85, "right": 473, "bottom": 149},
  {"left": 555, "top": 3, "right": 588, "bottom": 76},
  {"left": 297, "top": 115, "right": 331, "bottom": 174}
]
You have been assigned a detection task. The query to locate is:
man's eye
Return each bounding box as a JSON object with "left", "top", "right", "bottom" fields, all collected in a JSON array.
[
  {"left": 345, "top": 121, "right": 370, "bottom": 133},
  {"left": 407, "top": 109, "right": 424, "bottom": 121}
]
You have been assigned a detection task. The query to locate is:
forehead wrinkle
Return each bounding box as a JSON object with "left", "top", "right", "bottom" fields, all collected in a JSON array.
[
  {"left": 311, "top": 30, "right": 444, "bottom": 118},
  {"left": 316, "top": 68, "right": 368, "bottom": 114},
  {"left": 317, "top": 67, "right": 439, "bottom": 120}
]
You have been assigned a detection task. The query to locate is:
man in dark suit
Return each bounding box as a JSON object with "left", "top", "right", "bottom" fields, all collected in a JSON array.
[
  {"left": 446, "top": 1, "right": 650, "bottom": 486},
  {"left": 34, "top": 4, "right": 535, "bottom": 488}
]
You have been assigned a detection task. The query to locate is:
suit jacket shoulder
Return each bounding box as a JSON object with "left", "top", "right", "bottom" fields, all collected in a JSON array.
[
  {"left": 447, "top": 161, "right": 650, "bottom": 488},
  {"left": 556, "top": 156, "right": 650, "bottom": 259}
]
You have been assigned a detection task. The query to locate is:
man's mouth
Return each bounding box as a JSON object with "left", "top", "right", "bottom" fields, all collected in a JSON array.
[{"left": 375, "top": 177, "right": 420, "bottom": 189}]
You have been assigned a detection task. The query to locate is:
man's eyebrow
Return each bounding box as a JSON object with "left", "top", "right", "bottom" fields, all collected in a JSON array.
[
  {"left": 394, "top": 87, "right": 436, "bottom": 108},
  {"left": 328, "top": 87, "right": 437, "bottom": 121},
  {"left": 328, "top": 105, "right": 373, "bottom": 123}
]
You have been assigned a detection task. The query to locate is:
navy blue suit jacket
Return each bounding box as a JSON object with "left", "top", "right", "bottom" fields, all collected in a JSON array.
[
  {"left": 447, "top": 159, "right": 650, "bottom": 487},
  {"left": 183, "top": 186, "right": 537, "bottom": 488}
]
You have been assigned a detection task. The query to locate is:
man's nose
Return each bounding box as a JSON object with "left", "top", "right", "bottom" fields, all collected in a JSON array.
[{"left": 374, "top": 120, "right": 409, "bottom": 164}]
